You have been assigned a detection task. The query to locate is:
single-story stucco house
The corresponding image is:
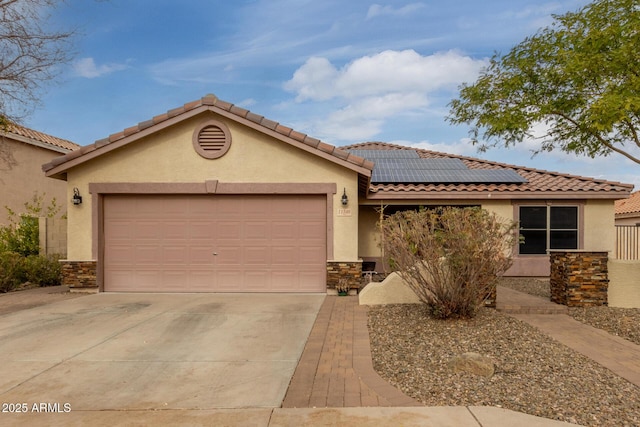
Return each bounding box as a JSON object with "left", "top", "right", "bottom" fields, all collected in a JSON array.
[
  {"left": 1, "top": 123, "right": 79, "bottom": 225},
  {"left": 42, "top": 94, "right": 633, "bottom": 293}
]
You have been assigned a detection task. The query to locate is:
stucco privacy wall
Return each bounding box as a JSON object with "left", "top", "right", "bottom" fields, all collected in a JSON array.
[
  {"left": 584, "top": 199, "right": 616, "bottom": 256},
  {"left": 609, "top": 260, "right": 640, "bottom": 308},
  {"left": 65, "top": 112, "right": 360, "bottom": 261}
]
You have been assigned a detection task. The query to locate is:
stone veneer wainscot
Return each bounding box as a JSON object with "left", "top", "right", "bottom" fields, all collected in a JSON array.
[
  {"left": 61, "top": 260, "right": 98, "bottom": 293},
  {"left": 550, "top": 250, "right": 609, "bottom": 306},
  {"left": 327, "top": 261, "right": 363, "bottom": 291}
]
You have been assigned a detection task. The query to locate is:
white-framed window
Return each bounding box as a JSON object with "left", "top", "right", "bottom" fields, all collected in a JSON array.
[{"left": 519, "top": 205, "right": 579, "bottom": 254}]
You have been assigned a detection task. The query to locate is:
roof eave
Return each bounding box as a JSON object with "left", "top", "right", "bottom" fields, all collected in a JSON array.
[
  {"left": 363, "top": 190, "right": 632, "bottom": 200},
  {"left": 3, "top": 131, "right": 73, "bottom": 154}
]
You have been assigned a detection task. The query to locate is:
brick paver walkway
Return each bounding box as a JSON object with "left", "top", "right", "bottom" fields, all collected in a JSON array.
[{"left": 282, "top": 296, "right": 419, "bottom": 408}]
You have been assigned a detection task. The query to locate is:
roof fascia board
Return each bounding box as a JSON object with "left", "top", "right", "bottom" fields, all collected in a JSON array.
[
  {"left": 3, "top": 132, "right": 70, "bottom": 154},
  {"left": 616, "top": 212, "right": 640, "bottom": 219},
  {"left": 364, "top": 191, "right": 630, "bottom": 200}
]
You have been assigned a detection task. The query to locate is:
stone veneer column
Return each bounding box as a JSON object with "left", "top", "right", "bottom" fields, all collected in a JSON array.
[
  {"left": 60, "top": 260, "right": 98, "bottom": 293},
  {"left": 549, "top": 251, "right": 609, "bottom": 306},
  {"left": 326, "top": 261, "right": 363, "bottom": 292}
]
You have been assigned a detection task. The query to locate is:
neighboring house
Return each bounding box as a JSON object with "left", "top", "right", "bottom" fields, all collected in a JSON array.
[
  {"left": 42, "top": 94, "right": 633, "bottom": 293},
  {"left": 615, "top": 191, "right": 640, "bottom": 226},
  {"left": 1, "top": 123, "right": 80, "bottom": 225}
]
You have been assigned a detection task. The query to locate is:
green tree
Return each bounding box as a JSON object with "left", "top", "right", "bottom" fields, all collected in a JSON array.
[{"left": 448, "top": 0, "right": 640, "bottom": 164}]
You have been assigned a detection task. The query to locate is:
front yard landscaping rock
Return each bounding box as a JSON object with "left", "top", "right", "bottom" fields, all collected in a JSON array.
[
  {"left": 368, "top": 303, "right": 640, "bottom": 427},
  {"left": 447, "top": 352, "right": 494, "bottom": 377}
]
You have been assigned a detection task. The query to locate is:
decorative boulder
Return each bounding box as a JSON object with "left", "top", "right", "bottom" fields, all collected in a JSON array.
[{"left": 447, "top": 352, "right": 495, "bottom": 377}]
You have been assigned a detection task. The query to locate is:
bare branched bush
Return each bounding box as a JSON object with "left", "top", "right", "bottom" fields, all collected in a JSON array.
[{"left": 381, "top": 207, "right": 517, "bottom": 319}]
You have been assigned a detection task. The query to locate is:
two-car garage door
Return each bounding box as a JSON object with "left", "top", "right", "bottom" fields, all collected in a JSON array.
[{"left": 103, "top": 194, "right": 327, "bottom": 292}]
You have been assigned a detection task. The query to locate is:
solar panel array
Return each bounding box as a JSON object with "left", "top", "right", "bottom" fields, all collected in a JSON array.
[
  {"left": 348, "top": 149, "right": 419, "bottom": 159},
  {"left": 347, "top": 149, "right": 528, "bottom": 184}
]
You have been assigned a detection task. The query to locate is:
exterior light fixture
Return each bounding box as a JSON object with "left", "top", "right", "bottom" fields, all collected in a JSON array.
[
  {"left": 72, "top": 187, "right": 82, "bottom": 205},
  {"left": 341, "top": 188, "right": 348, "bottom": 206}
]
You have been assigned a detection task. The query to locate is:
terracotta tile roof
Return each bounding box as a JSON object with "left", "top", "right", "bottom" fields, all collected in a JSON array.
[
  {"left": 342, "top": 142, "right": 633, "bottom": 199},
  {"left": 42, "top": 94, "right": 374, "bottom": 177},
  {"left": 616, "top": 191, "right": 640, "bottom": 215},
  {"left": 4, "top": 123, "right": 79, "bottom": 152}
]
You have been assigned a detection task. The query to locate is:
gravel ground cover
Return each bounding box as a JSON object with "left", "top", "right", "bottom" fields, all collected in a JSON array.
[{"left": 368, "top": 281, "right": 640, "bottom": 426}]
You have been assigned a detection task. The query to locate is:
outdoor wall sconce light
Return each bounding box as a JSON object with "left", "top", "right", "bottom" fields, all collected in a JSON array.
[
  {"left": 341, "top": 188, "right": 348, "bottom": 206},
  {"left": 72, "top": 187, "right": 82, "bottom": 205}
]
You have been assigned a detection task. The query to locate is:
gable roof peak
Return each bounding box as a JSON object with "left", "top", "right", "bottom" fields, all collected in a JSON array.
[{"left": 42, "top": 94, "right": 373, "bottom": 179}]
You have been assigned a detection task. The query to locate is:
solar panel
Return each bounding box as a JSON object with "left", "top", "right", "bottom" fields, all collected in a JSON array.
[
  {"left": 371, "top": 168, "right": 527, "bottom": 184},
  {"left": 374, "top": 158, "right": 467, "bottom": 170},
  {"left": 347, "top": 148, "right": 527, "bottom": 184},
  {"left": 347, "top": 149, "right": 419, "bottom": 159}
]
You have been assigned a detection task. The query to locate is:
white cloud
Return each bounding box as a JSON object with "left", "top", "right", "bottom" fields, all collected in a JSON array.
[
  {"left": 319, "top": 93, "right": 428, "bottom": 140},
  {"left": 285, "top": 49, "right": 487, "bottom": 102},
  {"left": 404, "top": 138, "right": 477, "bottom": 156},
  {"left": 284, "top": 49, "right": 487, "bottom": 142},
  {"left": 73, "top": 57, "right": 129, "bottom": 78},
  {"left": 366, "top": 3, "right": 425, "bottom": 20}
]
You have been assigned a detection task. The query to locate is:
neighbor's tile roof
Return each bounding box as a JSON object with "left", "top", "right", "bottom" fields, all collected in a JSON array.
[
  {"left": 42, "top": 94, "right": 374, "bottom": 176},
  {"left": 343, "top": 142, "right": 633, "bottom": 199},
  {"left": 4, "top": 123, "right": 79, "bottom": 152},
  {"left": 615, "top": 191, "right": 640, "bottom": 215}
]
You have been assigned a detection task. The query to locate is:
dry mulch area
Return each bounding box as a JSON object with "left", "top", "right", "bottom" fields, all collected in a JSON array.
[{"left": 368, "top": 278, "right": 640, "bottom": 427}]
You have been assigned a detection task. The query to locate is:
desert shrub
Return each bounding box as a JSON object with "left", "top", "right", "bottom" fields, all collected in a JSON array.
[
  {"left": 380, "top": 207, "right": 517, "bottom": 319},
  {"left": 24, "top": 254, "right": 62, "bottom": 287},
  {"left": 0, "top": 192, "right": 60, "bottom": 257},
  {"left": 0, "top": 252, "right": 27, "bottom": 292}
]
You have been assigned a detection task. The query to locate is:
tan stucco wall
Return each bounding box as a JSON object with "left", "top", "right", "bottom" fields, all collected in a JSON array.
[
  {"left": 608, "top": 260, "right": 640, "bottom": 308},
  {"left": 584, "top": 199, "right": 616, "bottom": 254},
  {"left": 64, "top": 112, "right": 360, "bottom": 261},
  {"left": 1, "top": 138, "right": 68, "bottom": 225}
]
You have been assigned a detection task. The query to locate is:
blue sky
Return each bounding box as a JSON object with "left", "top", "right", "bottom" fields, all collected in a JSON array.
[{"left": 26, "top": 0, "right": 638, "bottom": 189}]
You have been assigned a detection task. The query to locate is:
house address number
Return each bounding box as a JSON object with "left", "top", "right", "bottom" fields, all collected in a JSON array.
[{"left": 337, "top": 208, "right": 352, "bottom": 217}]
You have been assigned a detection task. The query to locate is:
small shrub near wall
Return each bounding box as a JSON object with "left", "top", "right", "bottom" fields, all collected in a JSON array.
[
  {"left": 381, "top": 207, "right": 517, "bottom": 319},
  {"left": 0, "top": 252, "right": 26, "bottom": 292},
  {"left": 24, "top": 254, "right": 62, "bottom": 287}
]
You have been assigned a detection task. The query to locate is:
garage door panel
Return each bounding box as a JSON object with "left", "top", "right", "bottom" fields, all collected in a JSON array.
[
  {"left": 272, "top": 222, "right": 297, "bottom": 239},
  {"left": 244, "top": 247, "right": 270, "bottom": 265},
  {"left": 299, "top": 247, "right": 325, "bottom": 264},
  {"left": 298, "top": 272, "right": 325, "bottom": 291},
  {"left": 104, "top": 194, "right": 326, "bottom": 292},
  {"left": 270, "top": 273, "right": 297, "bottom": 291},
  {"left": 299, "top": 221, "right": 326, "bottom": 239},
  {"left": 187, "top": 246, "right": 214, "bottom": 265},
  {"left": 135, "top": 245, "right": 163, "bottom": 264},
  {"left": 272, "top": 247, "right": 296, "bottom": 265}
]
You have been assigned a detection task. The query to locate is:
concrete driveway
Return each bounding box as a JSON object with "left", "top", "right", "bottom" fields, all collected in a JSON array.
[{"left": 0, "top": 292, "right": 324, "bottom": 415}]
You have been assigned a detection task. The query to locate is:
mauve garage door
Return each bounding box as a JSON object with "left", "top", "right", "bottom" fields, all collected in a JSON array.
[{"left": 103, "top": 194, "right": 327, "bottom": 292}]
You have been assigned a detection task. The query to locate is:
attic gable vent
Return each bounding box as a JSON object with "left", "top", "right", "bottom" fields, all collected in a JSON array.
[{"left": 192, "top": 120, "right": 231, "bottom": 159}]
